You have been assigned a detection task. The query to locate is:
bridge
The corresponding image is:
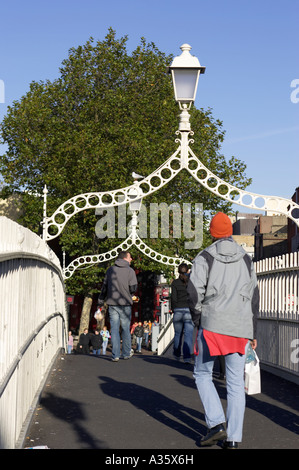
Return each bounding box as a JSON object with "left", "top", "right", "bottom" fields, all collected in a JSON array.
[
  {"left": 1, "top": 44, "right": 298, "bottom": 452},
  {"left": 0, "top": 216, "right": 298, "bottom": 450}
]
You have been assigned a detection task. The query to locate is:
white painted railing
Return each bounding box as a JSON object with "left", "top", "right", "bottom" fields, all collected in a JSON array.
[
  {"left": 157, "top": 317, "right": 174, "bottom": 356},
  {"left": 0, "top": 217, "right": 67, "bottom": 449},
  {"left": 255, "top": 252, "right": 299, "bottom": 384}
]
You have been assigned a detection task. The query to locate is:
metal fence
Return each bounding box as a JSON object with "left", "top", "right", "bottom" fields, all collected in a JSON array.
[
  {"left": 157, "top": 316, "right": 174, "bottom": 356},
  {"left": 255, "top": 252, "right": 299, "bottom": 384},
  {"left": 0, "top": 217, "right": 67, "bottom": 449}
]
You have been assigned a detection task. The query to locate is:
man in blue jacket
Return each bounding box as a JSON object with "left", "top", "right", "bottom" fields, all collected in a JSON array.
[
  {"left": 98, "top": 251, "right": 137, "bottom": 362},
  {"left": 187, "top": 212, "right": 258, "bottom": 449}
]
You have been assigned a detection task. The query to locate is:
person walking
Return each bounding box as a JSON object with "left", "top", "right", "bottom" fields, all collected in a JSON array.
[
  {"left": 171, "top": 263, "right": 194, "bottom": 363},
  {"left": 134, "top": 322, "right": 144, "bottom": 353},
  {"left": 67, "top": 331, "right": 74, "bottom": 354},
  {"left": 98, "top": 251, "right": 137, "bottom": 362},
  {"left": 78, "top": 328, "right": 91, "bottom": 355},
  {"left": 130, "top": 321, "right": 138, "bottom": 347},
  {"left": 90, "top": 330, "right": 103, "bottom": 356},
  {"left": 187, "top": 212, "right": 259, "bottom": 449},
  {"left": 100, "top": 326, "right": 111, "bottom": 355},
  {"left": 143, "top": 321, "right": 150, "bottom": 349}
]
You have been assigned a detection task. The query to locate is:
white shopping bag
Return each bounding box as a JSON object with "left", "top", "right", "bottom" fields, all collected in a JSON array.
[
  {"left": 94, "top": 308, "right": 104, "bottom": 321},
  {"left": 244, "top": 350, "right": 261, "bottom": 395}
]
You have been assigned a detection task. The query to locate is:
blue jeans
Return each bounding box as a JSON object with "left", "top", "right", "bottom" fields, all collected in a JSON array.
[
  {"left": 102, "top": 339, "right": 108, "bottom": 355},
  {"left": 136, "top": 336, "right": 142, "bottom": 352},
  {"left": 193, "top": 328, "right": 248, "bottom": 442},
  {"left": 173, "top": 308, "right": 194, "bottom": 359},
  {"left": 109, "top": 305, "right": 132, "bottom": 359}
]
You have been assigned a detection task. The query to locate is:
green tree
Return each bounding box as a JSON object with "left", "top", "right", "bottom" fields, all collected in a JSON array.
[{"left": 0, "top": 29, "right": 251, "bottom": 330}]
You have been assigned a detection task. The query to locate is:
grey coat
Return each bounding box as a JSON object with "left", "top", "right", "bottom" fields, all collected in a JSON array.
[
  {"left": 187, "top": 237, "right": 259, "bottom": 339},
  {"left": 99, "top": 259, "right": 137, "bottom": 306}
]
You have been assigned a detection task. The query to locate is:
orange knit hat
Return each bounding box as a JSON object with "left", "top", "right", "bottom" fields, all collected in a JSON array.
[{"left": 210, "top": 212, "right": 233, "bottom": 238}]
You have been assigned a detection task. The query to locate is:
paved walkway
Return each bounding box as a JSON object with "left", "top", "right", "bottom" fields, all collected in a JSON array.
[{"left": 23, "top": 346, "right": 299, "bottom": 451}]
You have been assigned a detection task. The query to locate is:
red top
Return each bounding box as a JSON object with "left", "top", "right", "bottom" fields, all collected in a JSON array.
[{"left": 194, "top": 329, "right": 248, "bottom": 356}]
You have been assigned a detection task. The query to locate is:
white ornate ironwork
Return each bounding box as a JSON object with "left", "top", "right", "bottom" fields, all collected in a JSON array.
[
  {"left": 63, "top": 231, "right": 191, "bottom": 279},
  {"left": 63, "top": 192, "right": 191, "bottom": 279},
  {"left": 42, "top": 147, "right": 182, "bottom": 241},
  {"left": 186, "top": 145, "right": 299, "bottom": 220},
  {"left": 41, "top": 45, "right": 299, "bottom": 278},
  {"left": 43, "top": 115, "right": 299, "bottom": 278},
  {"left": 42, "top": 122, "right": 299, "bottom": 239},
  {"left": 63, "top": 236, "right": 134, "bottom": 279}
]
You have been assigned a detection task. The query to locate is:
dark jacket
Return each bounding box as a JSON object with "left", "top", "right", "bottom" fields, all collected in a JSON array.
[
  {"left": 90, "top": 333, "right": 103, "bottom": 349},
  {"left": 79, "top": 332, "right": 90, "bottom": 346},
  {"left": 134, "top": 326, "right": 144, "bottom": 338},
  {"left": 99, "top": 258, "right": 137, "bottom": 306},
  {"left": 171, "top": 278, "right": 189, "bottom": 310}
]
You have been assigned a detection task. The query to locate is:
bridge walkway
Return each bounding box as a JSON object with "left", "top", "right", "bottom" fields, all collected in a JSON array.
[{"left": 23, "top": 346, "right": 299, "bottom": 452}]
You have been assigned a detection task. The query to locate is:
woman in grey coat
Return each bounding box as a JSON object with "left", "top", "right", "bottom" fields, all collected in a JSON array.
[{"left": 187, "top": 212, "right": 258, "bottom": 449}]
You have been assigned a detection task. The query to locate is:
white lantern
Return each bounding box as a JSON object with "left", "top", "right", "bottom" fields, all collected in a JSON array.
[
  {"left": 128, "top": 182, "right": 143, "bottom": 212},
  {"left": 169, "top": 44, "right": 205, "bottom": 108}
]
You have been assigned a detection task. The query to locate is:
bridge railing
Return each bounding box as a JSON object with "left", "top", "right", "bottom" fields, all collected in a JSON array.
[
  {"left": 157, "top": 316, "right": 174, "bottom": 356},
  {"left": 255, "top": 252, "right": 299, "bottom": 384},
  {"left": 0, "top": 217, "right": 67, "bottom": 449}
]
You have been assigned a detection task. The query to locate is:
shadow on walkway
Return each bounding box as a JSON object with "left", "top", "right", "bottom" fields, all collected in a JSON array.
[{"left": 98, "top": 375, "right": 206, "bottom": 442}]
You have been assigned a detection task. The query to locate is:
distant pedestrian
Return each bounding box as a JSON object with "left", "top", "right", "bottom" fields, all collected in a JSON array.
[
  {"left": 91, "top": 330, "right": 103, "bottom": 356},
  {"left": 171, "top": 263, "right": 194, "bottom": 363},
  {"left": 67, "top": 331, "right": 74, "bottom": 354},
  {"left": 130, "top": 321, "right": 138, "bottom": 346},
  {"left": 98, "top": 251, "right": 137, "bottom": 362},
  {"left": 143, "top": 321, "right": 150, "bottom": 349},
  {"left": 187, "top": 212, "right": 259, "bottom": 449},
  {"left": 78, "top": 328, "right": 91, "bottom": 355},
  {"left": 100, "top": 326, "right": 111, "bottom": 355},
  {"left": 134, "top": 322, "right": 144, "bottom": 353}
]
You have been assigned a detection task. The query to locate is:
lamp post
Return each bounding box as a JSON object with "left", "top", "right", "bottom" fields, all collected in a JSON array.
[
  {"left": 128, "top": 174, "right": 144, "bottom": 243},
  {"left": 168, "top": 44, "right": 205, "bottom": 167},
  {"left": 169, "top": 43, "right": 205, "bottom": 132}
]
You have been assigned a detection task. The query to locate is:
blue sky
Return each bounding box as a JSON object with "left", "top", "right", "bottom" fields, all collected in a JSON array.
[{"left": 0, "top": 0, "right": 298, "bottom": 212}]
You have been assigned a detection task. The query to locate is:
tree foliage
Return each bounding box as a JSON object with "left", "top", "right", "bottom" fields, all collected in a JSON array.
[{"left": 0, "top": 28, "right": 251, "bottom": 294}]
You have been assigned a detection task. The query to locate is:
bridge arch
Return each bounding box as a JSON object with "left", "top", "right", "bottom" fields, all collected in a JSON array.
[{"left": 40, "top": 109, "right": 299, "bottom": 278}]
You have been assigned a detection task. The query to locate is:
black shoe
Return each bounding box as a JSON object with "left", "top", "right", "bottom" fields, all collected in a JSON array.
[
  {"left": 222, "top": 440, "right": 238, "bottom": 449},
  {"left": 200, "top": 424, "right": 227, "bottom": 446}
]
